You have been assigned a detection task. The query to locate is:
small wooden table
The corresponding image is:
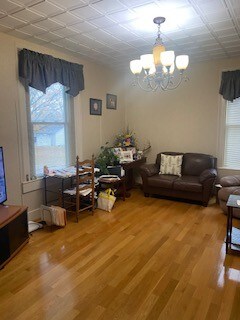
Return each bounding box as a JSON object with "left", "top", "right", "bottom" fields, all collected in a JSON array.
[
  {"left": 98, "top": 177, "right": 126, "bottom": 201},
  {"left": 226, "top": 194, "right": 240, "bottom": 254},
  {"left": 122, "top": 157, "right": 146, "bottom": 190}
]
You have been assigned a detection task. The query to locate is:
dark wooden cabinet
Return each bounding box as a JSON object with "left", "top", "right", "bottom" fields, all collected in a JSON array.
[
  {"left": 122, "top": 157, "right": 146, "bottom": 190},
  {"left": 0, "top": 205, "right": 29, "bottom": 269}
]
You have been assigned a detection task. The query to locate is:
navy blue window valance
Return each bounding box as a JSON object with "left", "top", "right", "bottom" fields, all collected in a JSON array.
[
  {"left": 219, "top": 70, "right": 240, "bottom": 102},
  {"left": 18, "top": 49, "right": 84, "bottom": 97}
]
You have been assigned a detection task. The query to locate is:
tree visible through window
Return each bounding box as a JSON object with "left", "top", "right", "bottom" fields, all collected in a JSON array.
[{"left": 28, "top": 83, "right": 73, "bottom": 176}]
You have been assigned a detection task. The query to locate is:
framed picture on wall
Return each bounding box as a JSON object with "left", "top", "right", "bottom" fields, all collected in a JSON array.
[
  {"left": 106, "top": 94, "right": 117, "bottom": 110},
  {"left": 90, "top": 98, "right": 102, "bottom": 115}
]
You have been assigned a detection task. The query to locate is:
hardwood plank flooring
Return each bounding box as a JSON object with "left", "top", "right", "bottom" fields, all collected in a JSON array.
[{"left": 1, "top": 190, "right": 240, "bottom": 320}]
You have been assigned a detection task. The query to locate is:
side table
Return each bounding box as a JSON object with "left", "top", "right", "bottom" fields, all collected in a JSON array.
[
  {"left": 226, "top": 194, "right": 240, "bottom": 254},
  {"left": 122, "top": 157, "right": 146, "bottom": 190},
  {"left": 98, "top": 177, "right": 126, "bottom": 201}
]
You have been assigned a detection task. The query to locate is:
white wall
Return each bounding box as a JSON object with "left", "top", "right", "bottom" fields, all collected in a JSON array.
[
  {"left": 0, "top": 32, "right": 125, "bottom": 214},
  {"left": 124, "top": 56, "right": 240, "bottom": 179}
]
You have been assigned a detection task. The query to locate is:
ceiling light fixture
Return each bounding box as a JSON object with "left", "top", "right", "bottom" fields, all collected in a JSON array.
[{"left": 130, "top": 17, "right": 189, "bottom": 92}]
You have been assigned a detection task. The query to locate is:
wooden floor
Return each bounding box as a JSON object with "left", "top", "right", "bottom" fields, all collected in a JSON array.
[{"left": 1, "top": 190, "right": 240, "bottom": 320}]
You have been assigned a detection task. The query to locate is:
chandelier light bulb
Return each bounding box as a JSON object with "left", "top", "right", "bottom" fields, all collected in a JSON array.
[
  {"left": 149, "top": 65, "right": 156, "bottom": 75},
  {"left": 140, "top": 54, "right": 154, "bottom": 70},
  {"left": 176, "top": 55, "right": 189, "bottom": 70},
  {"left": 130, "top": 60, "right": 142, "bottom": 74},
  {"left": 160, "top": 51, "right": 175, "bottom": 67}
]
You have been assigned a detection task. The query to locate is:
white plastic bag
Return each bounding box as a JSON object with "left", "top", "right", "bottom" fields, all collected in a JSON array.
[{"left": 97, "top": 188, "right": 116, "bottom": 212}]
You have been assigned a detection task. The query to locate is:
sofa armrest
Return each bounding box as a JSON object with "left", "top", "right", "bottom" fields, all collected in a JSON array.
[
  {"left": 139, "top": 164, "right": 159, "bottom": 177},
  {"left": 199, "top": 168, "right": 217, "bottom": 183},
  {"left": 220, "top": 175, "right": 240, "bottom": 187}
]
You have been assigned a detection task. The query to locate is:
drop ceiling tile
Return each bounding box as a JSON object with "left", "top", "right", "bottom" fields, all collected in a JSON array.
[
  {"left": 0, "top": 11, "right": 6, "bottom": 18},
  {"left": 184, "top": 26, "right": 210, "bottom": 36},
  {"left": 71, "top": 5, "right": 102, "bottom": 20},
  {"left": 0, "top": 1, "right": 22, "bottom": 14},
  {"left": 0, "top": 15, "right": 26, "bottom": 28},
  {"left": 12, "top": 8, "right": 44, "bottom": 22},
  {"left": 122, "top": 19, "right": 155, "bottom": 36},
  {"left": 218, "top": 34, "right": 240, "bottom": 42},
  {"left": 27, "top": 36, "right": 49, "bottom": 45},
  {"left": 7, "top": 28, "right": 31, "bottom": 38},
  {"left": 197, "top": 0, "right": 226, "bottom": 13},
  {"left": 90, "top": 16, "right": 116, "bottom": 28},
  {"left": 210, "top": 20, "right": 235, "bottom": 31},
  {"left": 67, "top": 33, "right": 97, "bottom": 46},
  {"left": 51, "top": 12, "right": 82, "bottom": 25},
  {"left": 70, "top": 21, "right": 97, "bottom": 33},
  {"left": 108, "top": 9, "right": 137, "bottom": 23},
  {"left": 0, "top": 24, "right": 12, "bottom": 32},
  {"left": 196, "top": 38, "right": 217, "bottom": 46},
  {"left": 128, "top": 38, "right": 149, "bottom": 47},
  {"left": 118, "top": 0, "right": 153, "bottom": 7},
  {"left": 30, "top": 1, "right": 64, "bottom": 17},
  {"left": 215, "top": 27, "right": 238, "bottom": 37},
  {"left": 18, "top": 24, "right": 46, "bottom": 35},
  {"left": 33, "top": 18, "right": 64, "bottom": 30},
  {"left": 177, "top": 16, "right": 204, "bottom": 28},
  {"left": 106, "top": 25, "right": 137, "bottom": 41},
  {"left": 48, "top": 0, "right": 86, "bottom": 10},
  {"left": 132, "top": 2, "right": 160, "bottom": 17},
  {"left": 36, "top": 31, "right": 63, "bottom": 41},
  {"left": 62, "top": 40, "right": 82, "bottom": 51},
  {"left": 192, "top": 33, "right": 215, "bottom": 41},
  {"left": 226, "top": 46, "right": 240, "bottom": 52},
  {"left": 11, "top": 0, "right": 43, "bottom": 6},
  {"left": 222, "top": 40, "right": 240, "bottom": 48},
  {"left": 205, "top": 10, "right": 231, "bottom": 23},
  {"left": 91, "top": 0, "right": 125, "bottom": 13},
  {"left": 87, "top": 29, "right": 122, "bottom": 44},
  {"left": 76, "top": 44, "right": 93, "bottom": 54},
  {"left": 155, "top": 0, "right": 190, "bottom": 8},
  {"left": 164, "top": 30, "right": 189, "bottom": 40},
  {"left": 52, "top": 27, "right": 79, "bottom": 37}
]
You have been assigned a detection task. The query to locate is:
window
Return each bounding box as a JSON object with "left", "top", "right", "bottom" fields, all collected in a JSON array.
[
  {"left": 223, "top": 98, "right": 240, "bottom": 169},
  {"left": 27, "top": 83, "right": 75, "bottom": 176}
]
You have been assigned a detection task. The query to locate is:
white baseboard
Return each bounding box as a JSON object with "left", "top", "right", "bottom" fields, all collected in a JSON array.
[{"left": 28, "top": 207, "right": 42, "bottom": 221}]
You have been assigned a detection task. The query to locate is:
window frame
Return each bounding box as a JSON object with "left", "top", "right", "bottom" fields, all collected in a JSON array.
[
  {"left": 218, "top": 97, "right": 240, "bottom": 170},
  {"left": 24, "top": 84, "right": 75, "bottom": 178}
]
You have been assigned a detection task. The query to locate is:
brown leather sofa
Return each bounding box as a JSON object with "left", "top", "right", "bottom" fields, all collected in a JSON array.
[
  {"left": 218, "top": 175, "right": 240, "bottom": 218},
  {"left": 139, "top": 152, "right": 217, "bottom": 206}
]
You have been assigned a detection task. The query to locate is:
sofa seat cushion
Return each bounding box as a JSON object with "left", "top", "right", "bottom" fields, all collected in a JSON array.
[
  {"left": 218, "top": 186, "right": 240, "bottom": 202},
  {"left": 148, "top": 174, "right": 178, "bottom": 188},
  {"left": 173, "top": 176, "right": 202, "bottom": 193}
]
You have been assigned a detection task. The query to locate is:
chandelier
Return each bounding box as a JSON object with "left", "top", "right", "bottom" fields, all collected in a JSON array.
[{"left": 130, "top": 17, "right": 189, "bottom": 92}]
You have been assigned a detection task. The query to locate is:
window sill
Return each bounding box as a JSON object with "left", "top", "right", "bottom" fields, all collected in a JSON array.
[
  {"left": 218, "top": 167, "right": 240, "bottom": 171},
  {"left": 22, "top": 178, "right": 44, "bottom": 194}
]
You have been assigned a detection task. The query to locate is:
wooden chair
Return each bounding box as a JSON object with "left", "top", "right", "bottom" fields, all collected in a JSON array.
[{"left": 61, "top": 155, "right": 95, "bottom": 222}]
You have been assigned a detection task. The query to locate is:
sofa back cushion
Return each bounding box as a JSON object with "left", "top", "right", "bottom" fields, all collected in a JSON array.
[{"left": 182, "top": 153, "right": 217, "bottom": 176}]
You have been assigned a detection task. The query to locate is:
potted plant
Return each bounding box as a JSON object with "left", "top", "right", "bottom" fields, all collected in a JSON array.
[{"left": 96, "top": 142, "right": 120, "bottom": 175}]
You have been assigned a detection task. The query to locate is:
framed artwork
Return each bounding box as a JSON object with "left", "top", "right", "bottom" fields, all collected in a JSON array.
[
  {"left": 120, "top": 150, "right": 133, "bottom": 163},
  {"left": 90, "top": 98, "right": 102, "bottom": 115},
  {"left": 106, "top": 94, "right": 117, "bottom": 110}
]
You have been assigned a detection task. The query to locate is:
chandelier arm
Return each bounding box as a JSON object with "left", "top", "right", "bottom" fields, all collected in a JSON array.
[
  {"left": 134, "top": 76, "right": 158, "bottom": 92},
  {"left": 161, "top": 73, "right": 189, "bottom": 91}
]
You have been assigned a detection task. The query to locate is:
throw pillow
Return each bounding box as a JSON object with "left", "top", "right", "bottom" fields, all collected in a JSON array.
[{"left": 159, "top": 154, "right": 183, "bottom": 176}]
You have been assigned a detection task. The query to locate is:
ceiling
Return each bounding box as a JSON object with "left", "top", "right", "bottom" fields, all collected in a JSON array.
[{"left": 0, "top": 0, "right": 239, "bottom": 69}]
